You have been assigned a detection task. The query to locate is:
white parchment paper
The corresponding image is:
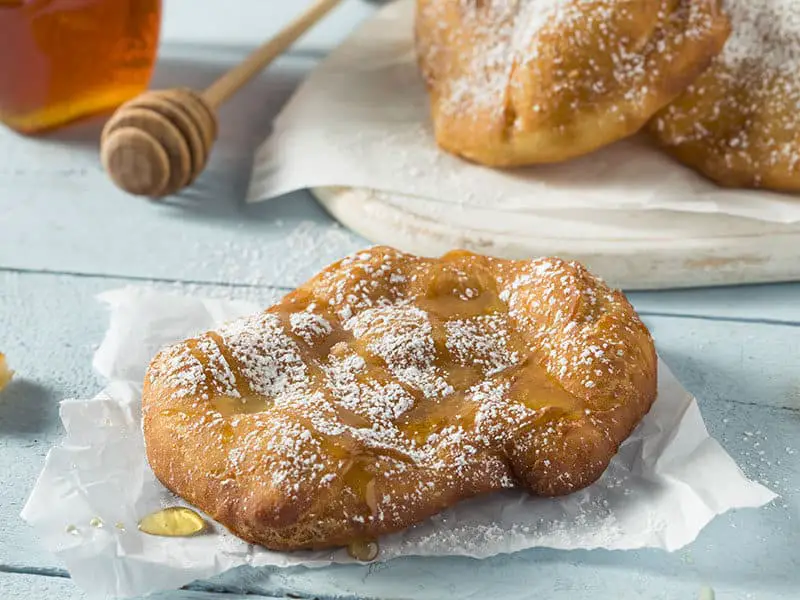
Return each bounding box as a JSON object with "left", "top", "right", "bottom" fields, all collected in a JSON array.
[
  {"left": 22, "top": 287, "right": 776, "bottom": 599},
  {"left": 247, "top": 0, "right": 800, "bottom": 224}
]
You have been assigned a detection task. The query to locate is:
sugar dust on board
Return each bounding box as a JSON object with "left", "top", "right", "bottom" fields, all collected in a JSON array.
[{"left": 137, "top": 506, "right": 208, "bottom": 537}]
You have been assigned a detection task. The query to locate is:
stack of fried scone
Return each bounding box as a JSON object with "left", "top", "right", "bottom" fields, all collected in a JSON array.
[
  {"left": 144, "top": 247, "right": 657, "bottom": 551},
  {"left": 416, "top": 0, "right": 800, "bottom": 192}
]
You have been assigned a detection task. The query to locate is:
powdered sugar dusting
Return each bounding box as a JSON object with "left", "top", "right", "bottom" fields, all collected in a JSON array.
[
  {"left": 347, "top": 305, "right": 454, "bottom": 399},
  {"left": 446, "top": 314, "right": 519, "bottom": 376},
  {"left": 721, "top": 0, "right": 800, "bottom": 70},
  {"left": 324, "top": 351, "right": 416, "bottom": 424},
  {"left": 290, "top": 308, "right": 333, "bottom": 346},
  {"left": 146, "top": 246, "right": 656, "bottom": 541},
  {"left": 418, "top": 0, "right": 723, "bottom": 119},
  {"left": 150, "top": 343, "right": 204, "bottom": 398},
  {"left": 219, "top": 312, "right": 309, "bottom": 398},
  {"left": 196, "top": 335, "right": 240, "bottom": 399}
]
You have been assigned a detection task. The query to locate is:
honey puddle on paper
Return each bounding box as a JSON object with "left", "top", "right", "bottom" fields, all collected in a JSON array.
[{"left": 138, "top": 507, "right": 208, "bottom": 537}]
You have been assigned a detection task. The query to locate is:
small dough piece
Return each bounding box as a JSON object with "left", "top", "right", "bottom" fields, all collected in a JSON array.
[
  {"left": 416, "top": 0, "right": 730, "bottom": 166},
  {"left": 143, "top": 247, "right": 657, "bottom": 551},
  {"left": 0, "top": 353, "right": 12, "bottom": 392}
]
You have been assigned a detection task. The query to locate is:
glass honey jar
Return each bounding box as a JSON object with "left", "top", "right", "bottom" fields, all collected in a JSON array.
[{"left": 0, "top": 0, "right": 162, "bottom": 134}]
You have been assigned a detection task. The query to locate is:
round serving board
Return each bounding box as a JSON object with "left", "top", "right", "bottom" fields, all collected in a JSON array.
[{"left": 311, "top": 186, "right": 800, "bottom": 290}]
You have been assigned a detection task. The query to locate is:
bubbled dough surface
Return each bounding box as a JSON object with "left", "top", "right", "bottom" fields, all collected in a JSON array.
[{"left": 143, "top": 247, "right": 657, "bottom": 551}]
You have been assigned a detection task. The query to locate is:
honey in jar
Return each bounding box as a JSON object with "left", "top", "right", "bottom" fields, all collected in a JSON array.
[{"left": 0, "top": 0, "right": 162, "bottom": 134}]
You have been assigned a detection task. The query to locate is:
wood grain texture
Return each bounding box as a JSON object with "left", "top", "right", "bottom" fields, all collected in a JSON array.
[
  {"left": 629, "top": 283, "right": 800, "bottom": 323},
  {"left": 160, "top": 0, "right": 374, "bottom": 53},
  {"left": 0, "top": 571, "right": 291, "bottom": 600},
  {"left": 101, "top": 89, "right": 216, "bottom": 197}
]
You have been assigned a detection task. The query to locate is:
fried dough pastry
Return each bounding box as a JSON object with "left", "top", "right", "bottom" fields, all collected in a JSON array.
[
  {"left": 650, "top": 0, "right": 800, "bottom": 191},
  {"left": 415, "top": 0, "right": 730, "bottom": 167},
  {"left": 143, "top": 247, "right": 657, "bottom": 551}
]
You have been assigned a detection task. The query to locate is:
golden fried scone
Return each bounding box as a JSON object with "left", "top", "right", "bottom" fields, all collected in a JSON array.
[
  {"left": 143, "top": 247, "right": 657, "bottom": 551},
  {"left": 416, "top": 0, "right": 730, "bottom": 166},
  {"left": 650, "top": 0, "right": 800, "bottom": 191}
]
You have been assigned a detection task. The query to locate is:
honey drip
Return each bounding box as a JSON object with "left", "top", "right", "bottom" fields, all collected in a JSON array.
[
  {"left": 138, "top": 507, "right": 207, "bottom": 537},
  {"left": 0, "top": 0, "right": 162, "bottom": 134},
  {"left": 347, "top": 539, "right": 380, "bottom": 562}
]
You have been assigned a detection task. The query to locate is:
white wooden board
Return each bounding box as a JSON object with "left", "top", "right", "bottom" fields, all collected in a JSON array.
[{"left": 312, "top": 186, "right": 800, "bottom": 290}]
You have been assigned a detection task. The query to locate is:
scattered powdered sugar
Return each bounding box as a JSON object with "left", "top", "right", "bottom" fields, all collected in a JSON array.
[
  {"left": 393, "top": 491, "right": 623, "bottom": 556},
  {"left": 324, "top": 351, "right": 416, "bottom": 424},
  {"left": 183, "top": 220, "right": 363, "bottom": 292},
  {"left": 150, "top": 343, "right": 205, "bottom": 398}
]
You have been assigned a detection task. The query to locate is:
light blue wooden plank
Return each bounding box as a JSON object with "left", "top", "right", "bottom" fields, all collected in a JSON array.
[
  {"left": 161, "top": 0, "right": 376, "bottom": 54},
  {"left": 629, "top": 283, "right": 800, "bottom": 324},
  {"left": 0, "top": 573, "right": 84, "bottom": 600},
  {"left": 644, "top": 315, "right": 800, "bottom": 411},
  {"left": 0, "top": 572, "right": 289, "bottom": 600}
]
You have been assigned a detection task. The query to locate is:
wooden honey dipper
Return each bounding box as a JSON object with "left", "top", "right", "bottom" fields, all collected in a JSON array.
[{"left": 101, "top": 0, "right": 342, "bottom": 198}]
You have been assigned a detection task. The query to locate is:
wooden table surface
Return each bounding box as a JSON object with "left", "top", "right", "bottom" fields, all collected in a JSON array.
[{"left": 1, "top": 2, "right": 798, "bottom": 599}]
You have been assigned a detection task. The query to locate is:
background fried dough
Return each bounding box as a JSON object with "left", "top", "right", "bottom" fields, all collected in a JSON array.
[
  {"left": 416, "top": 0, "right": 730, "bottom": 166},
  {"left": 650, "top": 0, "right": 800, "bottom": 191}
]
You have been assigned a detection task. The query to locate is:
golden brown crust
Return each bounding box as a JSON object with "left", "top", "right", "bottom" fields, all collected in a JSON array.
[
  {"left": 649, "top": 1, "right": 800, "bottom": 192},
  {"left": 143, "top": 247, "right": 657, "bottom": 551},
  {"left": 415, "top": 0, "right": 730, "bottom": 167}
]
